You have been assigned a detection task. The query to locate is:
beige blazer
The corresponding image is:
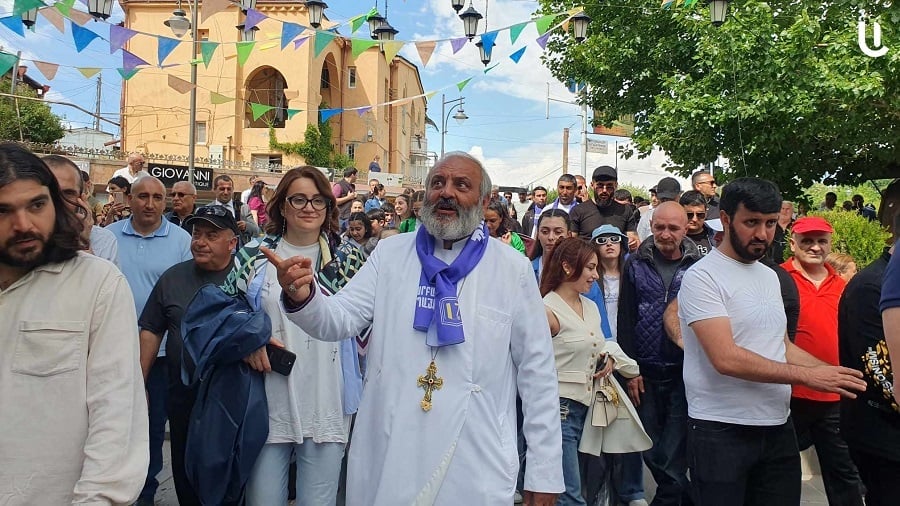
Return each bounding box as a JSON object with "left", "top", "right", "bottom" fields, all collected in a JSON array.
[
  {"left": 578, "top": 342, "right": 653, "bottom": 455},
  {"left": 544, "top": 291, "right": 605, "bottom": 406}
]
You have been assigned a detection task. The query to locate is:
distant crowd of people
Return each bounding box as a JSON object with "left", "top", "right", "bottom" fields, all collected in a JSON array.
[{"left": 2, "top": 142, "right": 898, "bottom": 506}]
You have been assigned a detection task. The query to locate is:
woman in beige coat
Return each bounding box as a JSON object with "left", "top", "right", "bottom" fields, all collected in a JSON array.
[{"left": 540, "top": 237, "right": 651, "bottom": 506}]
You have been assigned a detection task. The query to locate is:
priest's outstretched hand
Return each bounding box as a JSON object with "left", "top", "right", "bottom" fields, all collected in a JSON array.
[{"left": 260, "top": 246, "right": 315, "bottom": 304}]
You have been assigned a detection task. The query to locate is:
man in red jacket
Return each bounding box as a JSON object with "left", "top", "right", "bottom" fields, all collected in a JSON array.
[{"left": 781, "top": 216, "right": 863, "bottom": 506}]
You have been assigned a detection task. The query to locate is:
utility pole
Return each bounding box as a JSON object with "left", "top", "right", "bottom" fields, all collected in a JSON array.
[
  {"left": 93, "top": 75, "right": 101, "bottom": 131},
  {"left": 10, "top": 51, "right": 23, "bottom": 141},
  {"left": 562, "top": 128, "right": 569, "bottom": 174}
]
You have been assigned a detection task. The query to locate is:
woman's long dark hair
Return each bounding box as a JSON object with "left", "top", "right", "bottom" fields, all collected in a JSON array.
[
  {"left": 347, "top": 211, "right": 373, "bottom": 240},
  {"left": 265, "top": 166, "right": 339, "bottom": 241},
  {"left": 539, "top": 237, "right": 597, "bottom": 297},
  {"left": 0, "top": 142, "right": 85, "bottom": 262},
  {"left": 486, "top": 200, "right": 513, "bottom": 237},
  {"left": 595, "top": 233, "right": 627, "bottom": 299},
  {"left": 249, "top": 180, "right": 265, "bottom": 200},
  {"left": 528, "top": 209, "right": 572, "bottom": 261},
  {"left": 395, "top": 194, "right": 412, "bottom": 220}
]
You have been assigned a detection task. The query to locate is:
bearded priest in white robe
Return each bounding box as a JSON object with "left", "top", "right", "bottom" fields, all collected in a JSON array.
[{"left": 260, "top": 152, "right": 564, "bottom": 505}]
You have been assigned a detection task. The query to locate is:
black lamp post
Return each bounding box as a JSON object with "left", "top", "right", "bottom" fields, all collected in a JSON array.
[
  {"left": 572, "top": 11, "right": 591, "bottom": 42},
  {"left": 239, "top": 0, "right": 257, "bottom": 13},
  {"left": 374, "top": 19, "right": 398, "bottom": 41},
  {"left": 475, "top": 40, "right": 491, "bottom": 66},
  {"left": 305, "top": 0, "right": 328, "bottom": 29},
  {"left": 21, "top": 8, "right": 38, "bottom": 28},
  {"left": 709, "top": 0, "right": 728, "bottom": 26},
  {"left": 164, "top": 8, "right": 190, "bottom": 38},
  {"left": 87, "top": 0, "right": 114, "bottom": 20},
  {"left": 459, "top": 3, "right": 482, "bottom": 40},
  {"left": 451, "top": 0, "right": 465, "bottom": 13}
]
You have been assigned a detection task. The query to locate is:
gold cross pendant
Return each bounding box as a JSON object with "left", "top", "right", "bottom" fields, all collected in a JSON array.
[{"left": 417, "top": 360, "right": 444, "bottom": 412}]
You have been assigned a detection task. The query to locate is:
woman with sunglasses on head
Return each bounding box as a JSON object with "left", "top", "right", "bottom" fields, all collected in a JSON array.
[
  {"left": 485, "top": 200, "right": 526, "bottom": 254},
  {"left": 221, "top": 166, "right": 365, "bottom": 506},
  {"left": 540, "top": 238, "right": 649, "bottom": 506},
  {"left": 528, "top": 209, "right": 573, "bottom": 281},
  {"left": 584, "top": 225, "right": 650, "bottom": 506}
]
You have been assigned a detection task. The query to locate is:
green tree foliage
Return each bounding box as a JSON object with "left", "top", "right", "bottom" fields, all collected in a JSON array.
[
  {"left": 269, "top": 117, "right": 352, "bottom": 169},
  {"left": 539, "top": 0, "right": 900, "bottom": 198},
  {"left": 0, "top": 78, "right": 64, "bottom": 144}
]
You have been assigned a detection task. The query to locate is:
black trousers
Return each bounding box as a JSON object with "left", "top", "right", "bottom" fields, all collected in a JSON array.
[
  {"left": 168, "top": 383, "right": 201, "bottom": 506},
  {"left": 849, "top": 447, "right": 900, "bottom": 506}
]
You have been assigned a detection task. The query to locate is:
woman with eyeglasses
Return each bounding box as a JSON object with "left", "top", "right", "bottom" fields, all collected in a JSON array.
[
  {"left": 539, "top": 238, "right": 649, "bottom": 506},
  {"left": 222, "top": 166, "right": 364, "bottom": 505}
]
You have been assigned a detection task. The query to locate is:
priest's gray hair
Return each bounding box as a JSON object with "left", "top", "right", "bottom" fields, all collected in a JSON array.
[{"left": 425, "top": 151, "right": 492, "bottom": 201}]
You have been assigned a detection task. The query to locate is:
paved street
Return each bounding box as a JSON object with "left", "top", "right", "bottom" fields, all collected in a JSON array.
[{"left": 152, "top": 441, "right": 830, "bottom": 505}]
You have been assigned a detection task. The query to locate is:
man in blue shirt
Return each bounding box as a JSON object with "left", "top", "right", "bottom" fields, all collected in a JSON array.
[{"left": 107, "top": 175, "right": 191, "bottom": 506}]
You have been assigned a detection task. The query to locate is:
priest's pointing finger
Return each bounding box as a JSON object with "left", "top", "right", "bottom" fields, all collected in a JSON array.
[{"left": 260, "top": 246, "right": 315, "bottom": 303}]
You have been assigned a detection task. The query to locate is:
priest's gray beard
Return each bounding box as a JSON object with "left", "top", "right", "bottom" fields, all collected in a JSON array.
[{"left": 419, "top": 197, "right": 484, "bottom": 240}]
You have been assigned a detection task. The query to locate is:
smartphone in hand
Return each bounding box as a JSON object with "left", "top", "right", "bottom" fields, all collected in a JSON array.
[
  {"left": 266, "top": 344, "right": 296, "bottom": 376},
  {"left": 595, "top": 352, "right": 609, "bottom": 374}
]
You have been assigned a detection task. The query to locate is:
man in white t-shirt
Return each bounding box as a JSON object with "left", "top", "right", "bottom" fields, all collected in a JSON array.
[
  {"left": 112, "top": 152, "right": 151, "bottom": 183},
  {"left": 678, "top": 177, "right": 866, "bottom": 505}
]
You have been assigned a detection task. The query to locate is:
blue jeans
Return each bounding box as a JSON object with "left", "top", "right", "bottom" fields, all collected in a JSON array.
[
  {"left": 636, "top": 370, "right": 691, "bottom": 506},
  {"left": 245, "top": 441, "right": 346, "bottom": 506},
  {"left": 559, "top": 398, "right": 588, "bottom": 506},
  {"left": 138, "top": 359, "right": 168, "bottom": 501},
  {"left": 688, "top": 418, "right": 800, "bottom": 506},
  {"left": 614, "top": 452, "right": 646, "bottom": 502}
]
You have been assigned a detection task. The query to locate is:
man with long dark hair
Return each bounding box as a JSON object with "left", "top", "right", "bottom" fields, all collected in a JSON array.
[{"left": 0, "top": 143, "right": 148, "bottom": 504}]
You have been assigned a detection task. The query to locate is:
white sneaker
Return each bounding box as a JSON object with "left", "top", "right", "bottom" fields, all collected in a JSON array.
[
  {"left": 514, "top": 491, "right": 524, "bottom": 504},
  {"left": 627, "top": 500, "right": 649, "bottom": 506}
]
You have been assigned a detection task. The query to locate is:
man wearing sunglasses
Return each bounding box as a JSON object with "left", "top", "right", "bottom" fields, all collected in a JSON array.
[
  {"left": 165, "top": 181, "right": 197, "bottom": 230},
  {"left": 569, "top": 166, "right": 640, "bottom": 250},
  {"left": 691, "top": 169, "right": 719, "bottom": 216},
  {"left": 680, "top": 190, "right": 715, "bottom": 256}
]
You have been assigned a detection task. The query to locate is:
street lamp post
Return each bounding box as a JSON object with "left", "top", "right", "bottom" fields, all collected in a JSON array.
[
  {"left": 165, "top": 0, "right": 198, "bottom": 184},
  {"left": 440, "top": 94, "right": 468, "bottom": 157}
]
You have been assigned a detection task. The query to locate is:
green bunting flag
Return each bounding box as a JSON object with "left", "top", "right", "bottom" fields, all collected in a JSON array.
[
  {"left": 0, "top": 52, "right": 19, "bottom": 78},
  {"left": 249, "top": 103, "right": 274, "bottom": 121},
  {"left": 236, "top": 41, "right": 255, "bottom": 66},
  {"left": 201, "top": 41, "right": 219, "bottom": 68},
  {"left": 350, "top": 15, "right": 367, "bottom": 34},
  {"left": 535, "top": 14, "right": 557, "bottom": 35},
  {"left": 351, "top": 38, "right": 378, "bottom": 58},
  {"left": 314, "top": 31, "right": 336, "bottom": 58},
  {"left": 14, "top": 0, "right": 44, "bottom": 16},
  {"left": 117, "top": 68, "right": 140, "bottom": 80},
  {"left": 210, "top": 92, "right": 234, "bottom": 105},
  {"left": 286, "top": 108, "right": 302, "bottom": 120},
  {"left": 484, "top": 63, "right": 500, "bottom": 74},
  {"left": 55, "top": 0, "right": 74, "bottom": 16},
  {"left": 509, "top": 22, "right": 527, "bottom": 44},
  {"left": 456, "top": 77, "right": 472, "bottom": 92}
]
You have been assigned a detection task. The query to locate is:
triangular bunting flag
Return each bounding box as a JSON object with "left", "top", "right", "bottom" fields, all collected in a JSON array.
[
  {"left": 536, "top": 32, "right": 551, "bottom": 49},
  {"left": 200, "top": 41, "right": 218, "bottom": 68},
  {"left": 294, "top": 36, "right": 310, "bottom": 49},
  {"left": 55, "top": 0, "right": 74, "bottom": 17},
  {"left": 356, "top": 106, "right": 372, "bottom": 117},
  {"left": 509, "top": 22, "right": 527, "bottom": 44},
  {"left": 280, "top": 22, "right": 303, "bottom": 50},
  {"left": 425, "top": 91, "right": 437, "bottom": 99},
  {"left": 0, "top": 16, "right": 25, "bottom": 37},
  {"left": 382, "top": 40, "right": 404, "bottom": 64},
  {"left": 683, "top": 0, "right": 698, "bottom": 6},
  {"left": 661, "top": 0, "right": 675, "bottom": 8},
  {"left": 0, "top": 52, "right": 19, "bottom": 77},
  {"left": 319, "top": 108, "right": 341, "bottom": 122},
  {"left": 350, "top": 15, "right": 367, "bottom": 33},
  {"left": 249, "top": 103, "right": 274, "bottom": 121},
  {"left": 535, "top": 14, "right": 557, "bottom": 35},
  {"left": 157, "top": 36, "right": 180, "bottom": 66},
  {"left": 71, "top": 23, "right": 100, "bottom": 52},
  {"left": 509, "top": 46, "right": 526, "bottom": 63},
  {"left": 117, "top": 68, "right": 140, "bottom": 80},
  {"left": 286, "top": 108, "right": 302, "bottom": 119},
  {"left": 259, "top": 42, "right": 278, "bottom": 51},
  {"left": 210, "top": 92, "right": 234, "bottom": 105},
  {"left": 109, "top": 25, "right": 138, "bottom": 53},
  {"left": 450, "top": 37, "right": 467, "bottom": 54},
  {"left": 39, "top": 7, "right": 64, "bottom": 33},
  {"left": 480, "top": 31, "right": 498, "bottom": 52},
  {"left": 14, "top": 0, "right": 44, "bottom": 16},
  {"left": 168, "top": 74, "right": 195, "bottom": 94},
  {"left": 484, "top": 63, "right": 500, "bottom": 74},
  {"left": 415, "top": 41, "right": 436, "bottom": 67},
  {"left": 77, "top": 67, "right": 101, "bottom": 78},
  {"left": 314, "top": 31, "right": 336, "bottom": 57},
  {"left": 123, "top": 50, "right": 149, "bottom": 71},
  {"left": 351, "top": 38, "right": 378, "bottom": 59},
  {"left": 456, "top": 78, "right": 472, "bottom": 92},
  {"left": 202, "top": 0, "right": 229, "bottom": 22},
  {"left": 68, "top": 8, "right": 94, "bottom": 26},
  {"left": 236, "top": 41, "right": 255, "bottom": 66},
  {"left": 33, "top": 60, "right": 59, "bottom": 80},
  {"left": 244, "top": 9, "right": 266, "bottom": 31}
]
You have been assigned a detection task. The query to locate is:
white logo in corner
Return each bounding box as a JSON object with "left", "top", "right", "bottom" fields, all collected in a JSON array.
[{"left": 859, "top": 18, "right": 889, "bottom": 58}]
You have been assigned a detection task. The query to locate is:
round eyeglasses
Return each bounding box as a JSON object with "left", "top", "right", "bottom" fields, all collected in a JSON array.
[{"left": 287, "top": 194, "right": 329, "bottom": 211}]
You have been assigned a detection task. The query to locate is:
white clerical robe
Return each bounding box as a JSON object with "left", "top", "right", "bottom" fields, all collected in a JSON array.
[{"left": 285, "top": 233, "right": 564, "bottom": 505}]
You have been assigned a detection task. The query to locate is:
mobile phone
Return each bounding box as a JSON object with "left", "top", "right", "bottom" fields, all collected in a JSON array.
[
  {"left": 266, "top": 344, "right": 296, "bottom": 376},
  {"left": 595, "top": 353, "right": 609, "bottom": 374},
  {"left": 113, "top": 192, "right": 125, "bottom": 205}
]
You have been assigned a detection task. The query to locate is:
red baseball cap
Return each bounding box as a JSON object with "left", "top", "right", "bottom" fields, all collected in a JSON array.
[{"left": 791, "top": 216, "right": 834, "bottom": 234}]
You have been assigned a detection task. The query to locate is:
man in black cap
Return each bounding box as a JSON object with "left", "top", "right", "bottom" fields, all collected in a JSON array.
[
  {"left": 638, "top": 177, "right": 682, "bottom": 242},
  {"left": 138, "top": 205, "right": 239, "bottom": 506},
  {"left": 569, "top": 165, "right": 640, "bottom": 249}
]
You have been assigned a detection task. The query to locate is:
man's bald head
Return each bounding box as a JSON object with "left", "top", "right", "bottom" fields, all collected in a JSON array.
[
  {"left": 131, "top": 175, "right": 165, "bottom": 194},
  {"left": 651, "top": 201, "right": 688, "bottom": 259}
]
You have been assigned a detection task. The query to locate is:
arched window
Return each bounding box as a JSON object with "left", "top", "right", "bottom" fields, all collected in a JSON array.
[{"left": 245, "top": 66, "right": 289, "bottom": 128}]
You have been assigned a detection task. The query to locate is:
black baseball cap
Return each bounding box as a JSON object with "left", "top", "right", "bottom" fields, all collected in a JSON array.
[
  {"left": 592, "top": 165, "right": 618, "bottom": 181},
  {"left": 655, "top": 177, "right": 682, "bottom": 201},
  {"left": 185, "top": 205, "right": 240, "bottom": 235}
]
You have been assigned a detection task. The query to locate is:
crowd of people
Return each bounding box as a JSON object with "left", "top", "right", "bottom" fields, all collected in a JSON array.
[{"left": 1, "top": 141, "right": 898, "bottom": 506}]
